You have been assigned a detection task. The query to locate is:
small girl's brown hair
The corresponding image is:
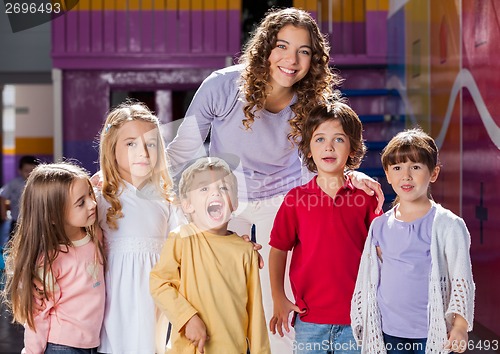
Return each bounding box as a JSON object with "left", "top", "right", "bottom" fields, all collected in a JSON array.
[
  {"left": 381, "top": 128, "right": 440, "bottom": 172},
  {"left": 299, "top": 101, "right": 366, "bottom": 173}
]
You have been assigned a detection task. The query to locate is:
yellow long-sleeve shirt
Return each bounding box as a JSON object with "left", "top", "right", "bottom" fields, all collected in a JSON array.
[{"left": 150, "top": 223, "right": 270, "bottom": 354}]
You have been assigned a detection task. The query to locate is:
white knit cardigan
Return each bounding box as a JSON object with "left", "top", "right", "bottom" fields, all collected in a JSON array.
[{"left": 350, "top": 202, "right": 475, "bottom": 354}]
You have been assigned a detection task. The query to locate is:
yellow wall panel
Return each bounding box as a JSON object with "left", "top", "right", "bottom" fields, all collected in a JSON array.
[
  {"left": 15, "top": 138, "right": 53, "bottom": 155},
  {"left": 306, "top": 0, "right": 317, "bottom": 11},
  {"left": 153, "top": 0, "right": 165, "bottom": 10},
  {"left": 353, "top": 0, "right": 366, "bottom": 22},
  {"left": 366, "top": 0, "right": 388, "bottom": 11},
  {"left": 333, "top": 0, "right": 342, "bottom": 22},
  {"left": 76, "top": 0, "right": 90, "bottom": 10},
  {"left": 205, "top": 0, "right": 216, "bottom": 11},
  {"left": 115, "top": 0, "right": 127, "bottom": 10},
  {"left": 90, "top": 0, "right": 102, "bottom": 11},
  {"left": 294, "top": 0, "right": 307, "bottom": 10},
  {"left": 142, "top": 0, "right": 153, "bottom": 10},
  {"left": 166, "top": 0, "right": 177, "bottom": 11},
  {"left": 343, "top": 0, "right": 354, "bottom": 22},
  {"left": 366, "top": 0, "right": 378, "bottom": 11}
]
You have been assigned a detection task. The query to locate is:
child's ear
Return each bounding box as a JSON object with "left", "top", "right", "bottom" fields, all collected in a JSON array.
[
  {"left": 181, "top": 198, "right": 194, "bottom": 214},
  {"left": 430, "top": 166, "right": 440, "bottom": 183},
  {"left": 384, "top": 169, "right": 392, "bottom": 185}
]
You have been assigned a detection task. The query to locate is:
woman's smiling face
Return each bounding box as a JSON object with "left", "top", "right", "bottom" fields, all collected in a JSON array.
[{"left": 268, "top": 24, "right": 312, "bottom": 91}]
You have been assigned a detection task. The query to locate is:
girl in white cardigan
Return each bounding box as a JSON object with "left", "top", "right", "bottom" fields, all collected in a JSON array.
[{"left": 351, "top": 128, "right": 475, "bottom": 354}]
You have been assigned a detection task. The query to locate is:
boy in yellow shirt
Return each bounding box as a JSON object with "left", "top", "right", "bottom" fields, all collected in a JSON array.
[{"left": 150, "top": 157, "right": 270, "bottom": 354}]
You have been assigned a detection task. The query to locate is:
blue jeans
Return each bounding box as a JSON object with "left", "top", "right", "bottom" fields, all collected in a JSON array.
[
  {"left": 383, "top": 333, "right": 426, "bottom": 354},
  {"left": 294, "top": 316, "right": 361, "bottom": 354},
  {"left": 45, "top": 343, "right": 98, "bottom": 354}
]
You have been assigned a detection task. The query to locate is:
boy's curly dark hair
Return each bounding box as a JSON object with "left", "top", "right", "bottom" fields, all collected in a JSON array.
[
  {"left": 238, "top": 7, "right": 343, "bottom": 143},
  {"left": 299, "top": 101, "right": 366, "bottom": 173}
]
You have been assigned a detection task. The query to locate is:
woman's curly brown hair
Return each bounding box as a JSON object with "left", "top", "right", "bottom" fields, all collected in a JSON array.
[{"left": 238, "top": 7, "right": 343, "bottom": 143}]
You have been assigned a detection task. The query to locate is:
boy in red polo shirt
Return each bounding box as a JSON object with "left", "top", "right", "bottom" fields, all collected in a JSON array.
[{"left": 269, "top": 101, "right": 381, "bottom": 354}]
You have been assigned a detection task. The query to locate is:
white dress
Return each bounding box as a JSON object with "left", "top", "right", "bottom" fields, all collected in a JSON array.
[{"left": 97, "top": 181, "right": 184, "bottom": 354}]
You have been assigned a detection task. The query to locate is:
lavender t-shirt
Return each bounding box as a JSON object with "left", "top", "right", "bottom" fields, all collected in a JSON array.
[
  {"left": 166, "top": 64, "right": 304, "bottom": 201},
  {"left": 372, "top": 204, "right": 436, "bottom": 338}
]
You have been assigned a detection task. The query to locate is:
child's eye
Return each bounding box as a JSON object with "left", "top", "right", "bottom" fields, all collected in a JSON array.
[
  {"left": 276, "top": 44, "right": 286, "bottom": 49},
  {"left": 299, "top": 49, "right": 311, "bottom": 56},
  {"left": 127, "top": 142, "right": 136, "bottom": 147},
  {"left": 335, "top": 137, "right": 345, "bottom": 143},
  {"left": 315, "top": 137, "right": 324, "bottom": 143},
  {"left": 220, "top": 186, "right": 229, "bottom": 191},
  {"left": 147, "top": 142, "right": 157, "bottom": 148},
  {"left": 392, "top": 166, "right": 400, "bottom": 171},
  {"left": 200, "top": 187, "right": 208, "bottom": 192}
]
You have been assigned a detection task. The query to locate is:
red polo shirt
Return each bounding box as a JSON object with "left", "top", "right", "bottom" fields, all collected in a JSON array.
[{"left": 269, "top": 176, "right": 380, "bottom": 325}]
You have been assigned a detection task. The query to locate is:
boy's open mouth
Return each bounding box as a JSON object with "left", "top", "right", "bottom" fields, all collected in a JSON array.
[{"left": 207, "top": 201, "right": 223, "bottom": 220}]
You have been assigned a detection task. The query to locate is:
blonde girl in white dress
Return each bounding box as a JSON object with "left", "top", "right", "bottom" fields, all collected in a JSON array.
[{"left": 97, "top": 102, "right": 184, "bottom": 353}]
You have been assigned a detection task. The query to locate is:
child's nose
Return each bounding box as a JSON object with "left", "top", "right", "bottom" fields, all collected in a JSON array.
[
  {"left": 402, "top": 169, "right": 412, "bottom": 179},
  {"left": 89, "top": 199, "right": 97, "bottom": 209}
]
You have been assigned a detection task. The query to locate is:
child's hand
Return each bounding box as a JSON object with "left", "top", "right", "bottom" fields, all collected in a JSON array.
[
  {"left": 269, "top": 297, "right": 304, "bottom": 337},
  {"left": 445, "top": 315, "right": 468, "bottom": 353},
  {"left": 32, "top": 278, "right": 46, "bottom": 315},
  {"left": 184, "top": 314, "right": 209, "bottom": 353},
  {"left": 241, "top": 234, "right": 264, "bottom": 269},
  {"left": 90, "top": 170, "right": 103, "bottom": 190}
]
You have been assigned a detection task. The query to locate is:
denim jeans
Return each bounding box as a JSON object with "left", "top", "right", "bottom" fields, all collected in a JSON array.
[
  {"left": 383, "top": 332, "right": 426, "bottom": 354},
  {"left": 45, "top": 343, "right": 98, "bottom": 354},
  {"left": 294, "top": 316, "right": 361, "bottom": 354}
]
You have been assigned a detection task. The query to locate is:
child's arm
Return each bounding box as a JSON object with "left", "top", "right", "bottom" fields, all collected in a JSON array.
[
  {"left": 24, "top": 270, "right": 61, "bottom": 354},
  {"left": 150, "top": 234, "right": 199, "bottom": 336},
  {"left": 183, "top": 314, "right": 209, "bottom": 354},
  {"left": 269, "top": 247, "right": 304, "bottom": 337},
  {"left": 24, "top": 299, "right": 54, "bottom": 354},
  {"left": 442, "top": 215, "right": 475, "bottom": 331},
  {"left": 247, "top": 250, "right": 271, "bottom": 353}
]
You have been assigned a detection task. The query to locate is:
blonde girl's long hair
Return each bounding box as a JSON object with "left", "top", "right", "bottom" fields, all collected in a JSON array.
[
  {"left": 2, "top": 162, "right": 105, "bottom": 330},
  {"left": 238, "top": 7, "right": 343, "bottom": 142},
  {"left": 99, "top": 101, "right": 172, "bottom": 229}
]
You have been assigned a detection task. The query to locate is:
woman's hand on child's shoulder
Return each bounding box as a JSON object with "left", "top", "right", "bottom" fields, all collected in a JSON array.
[
  {"left": 184, "top": 314, "right": 209, "bottom": 353},
  {"left": 269, "top": 297, "right": 305, "bottom": 337},
  {"left": 347, "top": 171, "right": 385, "bottom": 213},
  {"left": 241, "top": 234, "right": 264, "bottom": 269}
]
